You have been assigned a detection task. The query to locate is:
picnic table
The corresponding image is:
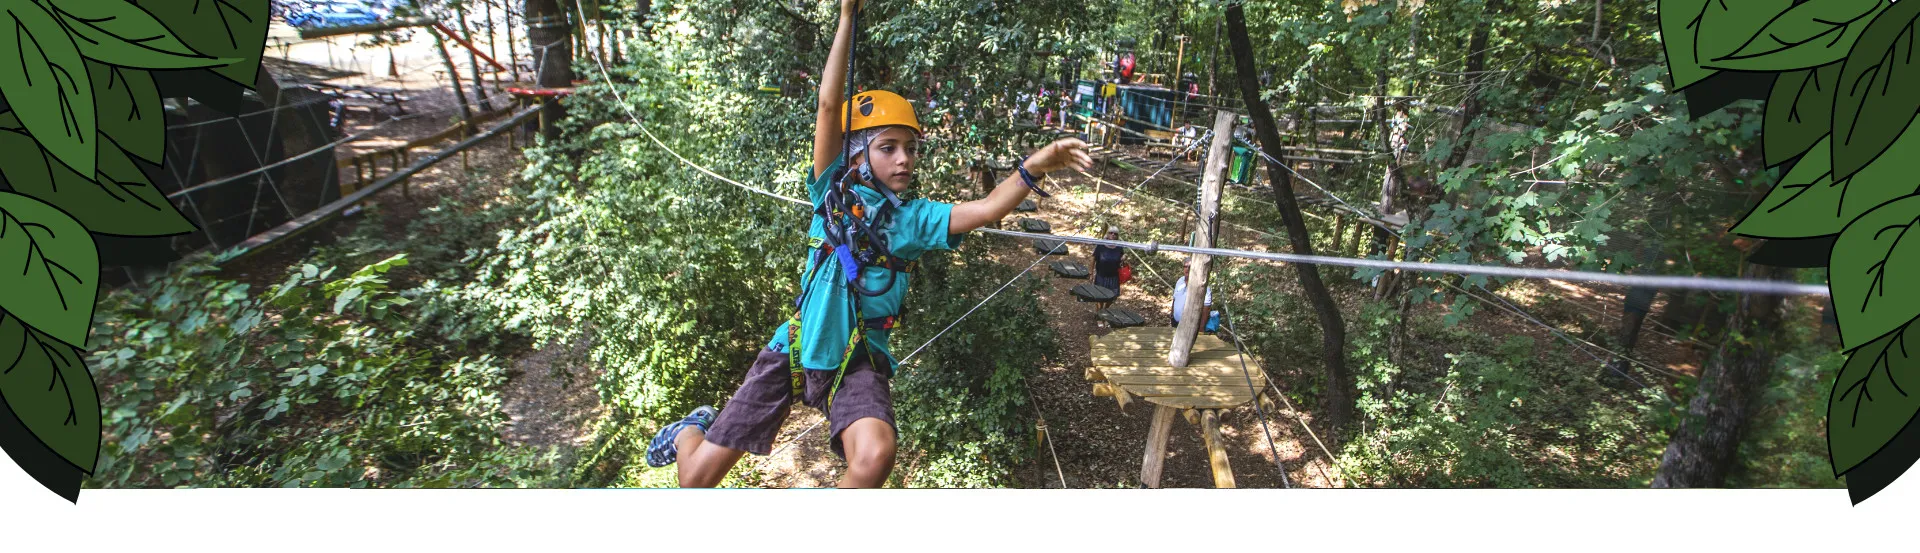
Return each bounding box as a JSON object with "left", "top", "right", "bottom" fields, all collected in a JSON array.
[
  {"left": 1087, "top": 328, "right": 1269, "bottom": 488},
  {"left": 311, "top": 82, "right": 410, "bottom": 120}
]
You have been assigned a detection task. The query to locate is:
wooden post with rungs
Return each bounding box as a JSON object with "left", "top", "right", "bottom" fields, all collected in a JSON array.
[{"left": 1170, "top": 111, "right": 1236, "bottom": 368}]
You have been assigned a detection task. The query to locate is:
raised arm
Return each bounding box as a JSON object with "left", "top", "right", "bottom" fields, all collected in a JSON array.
[
  {"left": 812, "top": 0, "right": 864, "bottom": 177},
  {"left": 949, "top": 138, "right": 1093, "bottom": 234}
]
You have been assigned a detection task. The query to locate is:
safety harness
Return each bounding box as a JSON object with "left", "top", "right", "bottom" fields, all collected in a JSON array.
[{"left": 785, "top": 4, "right": 914, "bottom": 411}]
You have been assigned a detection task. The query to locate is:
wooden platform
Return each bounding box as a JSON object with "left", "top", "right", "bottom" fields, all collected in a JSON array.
[
  {"left": 1086, "top": 327, "right": 1269, "bottom": 488},
  {"left": 1088, "top": 329, "right": 1267, "bottom": 410}
]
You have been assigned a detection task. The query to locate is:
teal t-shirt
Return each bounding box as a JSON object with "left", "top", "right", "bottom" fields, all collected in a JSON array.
[{"left": 766, "top": 156, "right": 965, "bottom": 370}]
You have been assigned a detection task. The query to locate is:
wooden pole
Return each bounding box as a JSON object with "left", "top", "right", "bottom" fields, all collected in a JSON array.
[
  {"left": 1200, "top": 409, "right": 1237, "bottom": 488},
  {"left": 1140, "top": 404, "right": 1176, "bottom": 488},
  {"left": 1169, "top": 111, "right": 1235, "bottom": 368}
]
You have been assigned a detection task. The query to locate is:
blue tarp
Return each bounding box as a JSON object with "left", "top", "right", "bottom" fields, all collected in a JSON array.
[
  {"left": 279, "top": 1, "right": 405, "bottom": 30},
  {"left": 1116, "top": 85, "right": 1177, "bottom": 144}
]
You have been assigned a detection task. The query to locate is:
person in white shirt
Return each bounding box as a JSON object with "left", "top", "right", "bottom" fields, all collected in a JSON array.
[{"left": 1170, "top": 271, "right": 1220, "bottom": 332}]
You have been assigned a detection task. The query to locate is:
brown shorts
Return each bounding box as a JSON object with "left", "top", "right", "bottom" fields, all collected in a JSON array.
[{"left": 702, "top": 346, "right": 896, "bottom": 459}]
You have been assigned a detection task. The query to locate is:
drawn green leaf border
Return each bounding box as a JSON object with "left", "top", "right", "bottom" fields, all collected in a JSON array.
[
  {"left": 0, "top": 0, "right": 268, "bottom": 503},
  {"left": 1672, "top": 0, "right": 1920, "bottom": 504}
]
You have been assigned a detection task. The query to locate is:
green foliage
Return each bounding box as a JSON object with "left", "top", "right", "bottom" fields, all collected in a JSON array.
[
  {"left": 134, "top": 0, "right": 270, "bottom": 86},
  {"left": 0, "top": 190, "right": 99, "bottom": 348},
  {"left": 1828, "top": 320, "right": 1920, "bottom": 475},
  {"left": 1732, "top": 347, "right": 1849, "bottom": 489},
  {"left": 1733, "top": 131, "right": 1920, "bottom": 240},
  {"left": 1670, "top": 0, "right": 1920, "bottom": 500},
  {"left": 0, "top": 0, "right": 98, "bottom": 176},
  {"left": 0, "top": 0, "right": 268, "bottom": 499},
  {"left": 84, "top": 255, "right": 553, "bottom": 488},
  {"left": 1700, "top": 0, "right": 1883, "bottom": 73},
  {"left": 890, "top": 247, "right": 1058, "bottom": 488},
  {"left": 1336, "top": 303, "right": 1666, "bottom": 487},
  {"left": 0, "top": 312, "right": 97, "bottom": 471},
  {"left": 1829, "top": 194, "right": 1920, "bottom": 350},
  {"left": 1830, "top": 0, "right": 1920, "bottom": 181},
  {"left": 1763, "top": 63, "right": 1839, "bottom": 167}
]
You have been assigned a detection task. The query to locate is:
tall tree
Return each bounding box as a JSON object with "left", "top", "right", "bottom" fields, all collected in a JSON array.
[
  {"left": 1652, "top": 261, "right": 1797, "bottom": 487},
  {"left": 1225, "top": 3, "right": 1354, "bottom": 430}
]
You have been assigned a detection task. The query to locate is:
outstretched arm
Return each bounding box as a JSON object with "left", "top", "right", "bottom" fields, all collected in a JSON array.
[
  {"left": 949, "top": 138, "right": 1093, "bottom": 234},
  {"left": 812, "top": 0, "right": 864, "bottom": 177}
]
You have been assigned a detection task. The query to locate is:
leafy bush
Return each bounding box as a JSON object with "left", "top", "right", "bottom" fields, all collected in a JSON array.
[
  {"left": 1334, "top": 302, "right": 1667, "bottom": 488},
  {"left": 890, "top": 245, "right": 1059, "bottom": 487},
  {"left": 86, "top": 255, "right": 554, "bottom": 488}
]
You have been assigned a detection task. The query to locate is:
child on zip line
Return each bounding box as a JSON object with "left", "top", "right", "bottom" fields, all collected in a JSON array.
[{"left": 644, "top": 0, "right": 1094, "bottom": 488}]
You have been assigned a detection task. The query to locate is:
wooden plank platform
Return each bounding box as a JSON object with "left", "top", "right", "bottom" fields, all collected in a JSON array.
[{"left": 1087, "top": 328, "right": 1266, "bottom": 411}]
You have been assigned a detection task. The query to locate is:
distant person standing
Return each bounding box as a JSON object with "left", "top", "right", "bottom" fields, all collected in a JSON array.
[
  {"left": 1170, "top": 266, "right": 1220, "bottom": 332},
  {"left": 1091, "top": 227, "right": 1127, "bottom": 309}
]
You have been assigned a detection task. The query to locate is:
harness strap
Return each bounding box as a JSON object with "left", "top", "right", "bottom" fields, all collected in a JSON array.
[{"left": 810, "top": 237, "right": 917, "bottom": 273}]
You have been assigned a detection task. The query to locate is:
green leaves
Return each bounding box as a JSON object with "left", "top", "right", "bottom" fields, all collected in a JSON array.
[
  {"left": 0, "top": 191, "right": 99, "bottom": 349},
  {"left": 136, "top": 0, "right": 268, "bottom": 86},
  {"left": 1764, "top": 63, "right": 1840, "bottom": 166},
  {"left": 47, "top": 0, "right": 231, "bottom": 69},
  {"left": 0, "top": 313, "right": 99, "bottom": 473},
  {"left": 1830, "top": 319, "right": 1920, "bottom": 476},
  {"left": 88, "top": 60, "right": 164, "bottom": 163},
  {"left": 0, "top": 0, "right": 98, "bottom": 177},
  {"left": 1735, "top": 130, "right": 1920, "bottom": 239},
  {"left": 1706, "top": 0, "right": 1887, "bottom": 73},
  {"left": 0, "top": 114, "right": 194, "bottom": 237},
  {"left": 1832, "top": 0, "right": 1920, "bottom": 182},
  {"left": 1831, "top": 195, "right": 1920, "bottom": 351}
]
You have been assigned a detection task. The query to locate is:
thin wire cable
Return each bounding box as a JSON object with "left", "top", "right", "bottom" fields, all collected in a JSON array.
[
  {"left": 756, "top": 250, "right": 1052, "bottom": 469},
  {"left": 1214, "top": 302, "right": 1291, "bottom": 488},
  {"left": 1243, "top": 141, "right": 1697, "bottom": 382},
  {"left": 1216, "top": 318, "right": 1342, "bottom": 487},
  {"left": 973, "top": 229, "right": 1828, "bottom": 296},
  {"left": 1026, "top": 381, "right": 1070, "bottom": 489}
]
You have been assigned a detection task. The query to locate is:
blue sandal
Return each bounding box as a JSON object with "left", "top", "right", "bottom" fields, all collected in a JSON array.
[{"left": 646, "top": 405, "right": 719, "bottom": 467}]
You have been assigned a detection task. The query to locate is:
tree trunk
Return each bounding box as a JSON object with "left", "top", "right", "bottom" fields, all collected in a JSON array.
[
  {"left": 1441, "top": 12, "right": 1494, "bottom": 172},
  {"left": 1600, "top": 307, "right": 1649, "bottom": 387},
  {"left": 1651, "top": 262, "right": 1796, "bottom": 488},
  {"left": 416, "top": 0, "right": 473, "bottom": 121},
  {"left": 506, "top": 0, "right": 522, "bottom": 83},
  {"left": 1226, "top": 4, "right": 1353, "bottom": 431},
  {"left": 458, "top": 5, "right": 496, "bottom": 112},
  {"left": 526, "top": 0, "right": 574, "bottom": 140}
]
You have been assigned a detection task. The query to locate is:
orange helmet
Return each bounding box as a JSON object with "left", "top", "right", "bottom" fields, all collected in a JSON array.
[{"left": 841, "top": 90, "right": 922, "bottom": 135}]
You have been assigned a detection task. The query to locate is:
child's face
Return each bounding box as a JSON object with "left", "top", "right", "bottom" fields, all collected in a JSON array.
[{"left": 857, "top": 126, "right": 921, "bottom": 192}]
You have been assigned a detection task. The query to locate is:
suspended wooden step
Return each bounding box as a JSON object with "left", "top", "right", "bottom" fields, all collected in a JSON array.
[
  {"left": 1020, "top": 218, "right": 1052, "bottom": 233},
  {"left": 1098, "top": 307, "right": 1146, "bottom": 328},
  {"left": 1049, "top": 260, "right": 1091, "bottom": 279},
  {"left": 1016, "top": 199, "right": 1038, "bottom": 212},
  {"left": 1034, "top": 239, "right": 1069, "bottom": 255},
  {"left": 1071, "top": 283, "right": 1117, "bottom": 303}
]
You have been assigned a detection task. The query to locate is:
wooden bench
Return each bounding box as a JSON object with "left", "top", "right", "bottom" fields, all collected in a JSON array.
[
  {"left": 1087, "top": 329, "right": 1270, "bottom": 488},
  {"left": 1143, "top": 129, "right": 1179, "bottom": 159}
]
